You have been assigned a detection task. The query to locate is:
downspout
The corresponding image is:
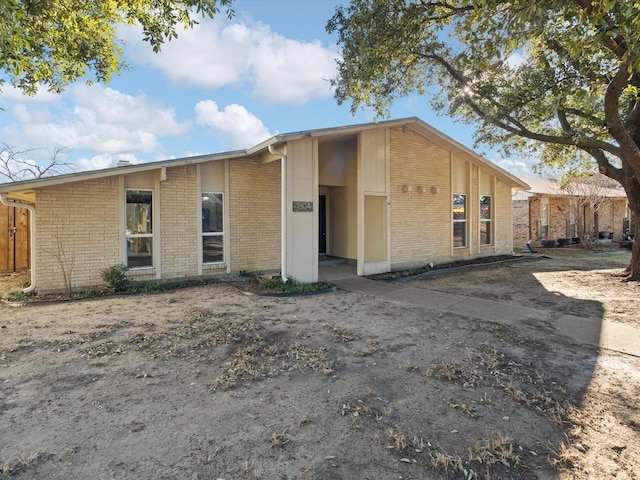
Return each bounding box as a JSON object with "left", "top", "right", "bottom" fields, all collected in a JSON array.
[
  {"left": 268, "top": 144, "right": 288, "bottom": 282},
  {"left": 0, "top": 194, "right": 36, "bottom": 293}
]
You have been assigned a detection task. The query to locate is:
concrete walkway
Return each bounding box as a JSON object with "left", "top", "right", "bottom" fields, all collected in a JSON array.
[{"left": 334, "top": 276, "right": 640, "bottom": 358}]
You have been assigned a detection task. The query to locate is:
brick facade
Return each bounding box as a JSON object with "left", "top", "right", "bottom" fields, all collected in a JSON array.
[
  {"left": 160, "top": 165, "right": 199, "bottom": 278},
  {"left": 389, "top": 128, "right": 451, "bottom": 267},
  {"left": 17, "top": 121, "right": 526, "bottom": 292},
  {"left": 36, "top": 178, "right": 120, "bottom": 292},
  {"left": 32, "top": 158, "right": 282, "bottom": 292},
  {"left": 512, "top": 199, "right": 530, "bottom": 246},
  {"left": 228, "top": 158, "right": 281, "bottom": 273},
  {"left": 389, "top": 128, "right": 515, "bottom": 270},
  {"left": 494, "top": 179, "right": 514, "bottom": 252},
  {"left": 514, "top": 194, "right": 628, "bottom": 246}
]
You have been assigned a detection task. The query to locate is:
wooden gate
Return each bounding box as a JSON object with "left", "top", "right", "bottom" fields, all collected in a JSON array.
[{"left": 0, "top": 203, "right": 30, "bottom": 272}]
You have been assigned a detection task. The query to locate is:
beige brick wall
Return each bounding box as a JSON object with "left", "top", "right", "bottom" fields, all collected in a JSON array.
[
  {"left": 494, "top": 179, "right": 514, "bottom": 253},
  {"left": 389, "top": 128, "right": 451, "bottom": 267},
  {"left": 31, "top": 159, "right": 283, "bottom": 291},
  {"left": 469, "top": 165, "right": 479, "bottom": 255},
  {"left": 35, "top": 178, "right": 120, "bottom": 292},
  {"left": 160, "top": 165, "right": 198, "bottom": 278},
  {"left": 228, "top": 158, "right": 281, "bottom": 273},
  {"left": 389, "top": 128, "right": 516, "bottom": 268}
]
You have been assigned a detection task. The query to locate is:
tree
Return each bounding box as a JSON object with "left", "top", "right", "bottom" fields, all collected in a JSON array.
[
  {"left": 557, "top": 172, "right": 618, "bottom": 250},
  {"left": 0, "top": 0, "right": 234, "bottom": 95},
  {"left": 0, "top": 143, "right": 74, "bottom": 181},
  {"left": 327, "top": 0, "right": 640, "bottom": 280}
]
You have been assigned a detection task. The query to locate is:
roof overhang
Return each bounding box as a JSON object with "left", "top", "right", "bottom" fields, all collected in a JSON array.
[
  {"left": 0, "top": 151, "right": 247, "bottom": 200},
  {"left": 0, "top": 116, "right": 531, "bottom": 198}
]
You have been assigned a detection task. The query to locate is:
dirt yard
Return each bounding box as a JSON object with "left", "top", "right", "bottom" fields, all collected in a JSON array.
[{"left": 1, "top": 251, "right": 639, "bottom": 480}]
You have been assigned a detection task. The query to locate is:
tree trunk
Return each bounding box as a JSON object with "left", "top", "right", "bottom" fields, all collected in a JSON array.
[{"left": 621, "top": 182, "right": 640, "bottom": 280}]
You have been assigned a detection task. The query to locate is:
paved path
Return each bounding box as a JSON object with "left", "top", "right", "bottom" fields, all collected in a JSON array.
[{"left": 334, "top": 276, "right": 640, "bottom": 358}]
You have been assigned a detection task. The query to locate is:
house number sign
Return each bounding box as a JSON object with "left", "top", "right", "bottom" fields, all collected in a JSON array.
[{"left": 292, "top": 201, "right": 313, "bottom": 212}]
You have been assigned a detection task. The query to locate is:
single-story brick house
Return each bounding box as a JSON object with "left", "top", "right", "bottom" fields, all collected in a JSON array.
[
  {"left": 513, "top": 177, "right": 629, "bottom": 247},
  {"left": 0, "top": 117, "right": 528, "bottom": 293}
]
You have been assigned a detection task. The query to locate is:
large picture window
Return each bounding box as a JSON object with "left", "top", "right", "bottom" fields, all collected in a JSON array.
[
  {"left": 480, "top": 195, "right": 492, "bottom": 245},
  {"left": 126, "top": 190, "right": 153, "bottom": 268},
  {"left": 453, "top": 193, "right": 467, "bottom": 248},
  {"left": 202, "top": 193, "right": 224, "bottom": 264}
]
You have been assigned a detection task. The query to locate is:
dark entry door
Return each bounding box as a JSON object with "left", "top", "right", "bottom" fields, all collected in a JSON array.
[{"left": 319, "top": 194, "right": 327, "bottom": 255}]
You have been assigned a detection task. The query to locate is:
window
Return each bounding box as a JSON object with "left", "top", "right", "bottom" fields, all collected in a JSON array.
[
  {"left": 480, "top": 195, "right": 492, "bottom": 245},
  {"left": 202, "top": 193, "right": 224, "bottom": 263},
  {"left": 569, "top": 210, "right": 576, "bottom": 238},
  {"left": 126, "top": 190, "right": 153, "bottom": 268},
  {"left": 453, "top": 194, "right": 467, "bottom": 248},
  {"left": 540, "top": 203, "right": 549, "bottom": 239}
]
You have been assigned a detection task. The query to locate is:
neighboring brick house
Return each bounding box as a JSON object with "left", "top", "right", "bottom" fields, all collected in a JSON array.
[
  {"left": 0, "top": 118, "right": 528, "bottom": 293},
  {"left": 512, "top": 177, "right": 629, "bottom": 247}
]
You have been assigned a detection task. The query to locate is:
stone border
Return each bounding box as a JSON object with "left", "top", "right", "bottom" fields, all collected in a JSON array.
[{"left": 387, "top": 255, "right": 542, "bottom": 283}]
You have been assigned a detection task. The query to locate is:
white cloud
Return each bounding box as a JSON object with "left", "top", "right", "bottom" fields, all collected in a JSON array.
[
  {"left": 123, "top": 18, "right": 338, "bottom": 104},
  {"left": 0, "top": 84, "right": 60, "bottom": 105},
  {"left": 75, "top": 153, "right": 145, "bottom": 171},
  {"left": 493, "top": 155, "right": 533, "bottom": 176},
  {"left": 195, "top": 100, "right": 272, "bottom": 149},
  {"left": 1, "top": 84, "right": 189, "bottom": 156}
]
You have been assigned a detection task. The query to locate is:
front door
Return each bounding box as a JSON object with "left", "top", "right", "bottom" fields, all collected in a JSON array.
[{"left": 319, "top": 194, "right": 327, "bottom": 255}]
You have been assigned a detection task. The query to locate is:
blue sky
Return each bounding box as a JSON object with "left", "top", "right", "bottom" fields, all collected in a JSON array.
[{"left": 0, "top": 0, "right": 531, "bottom": 177}]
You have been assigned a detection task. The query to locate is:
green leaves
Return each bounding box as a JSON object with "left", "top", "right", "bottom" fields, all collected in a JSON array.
[
  {"left": 328, "top": 0, "right": 639, "bottom": 160},
  {"left": 0, "top": 0, "right": 235, "bottom": 95}
]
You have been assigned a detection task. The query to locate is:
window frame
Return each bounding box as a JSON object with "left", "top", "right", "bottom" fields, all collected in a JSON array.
[
  {"left": 540, "top": 202, "right": 549, "bottom": 239},
  {"left": 125, "top": 188, "right": 154, "bottom": 269},
  {"left": 479, "top": 195, "right": 492, "bottom": 246},
  {"left": 453, "top": 193, "right": 467, "bottom": 248},
  {"left": 201, "top": 192, "right": 224, "bottom": 265}
]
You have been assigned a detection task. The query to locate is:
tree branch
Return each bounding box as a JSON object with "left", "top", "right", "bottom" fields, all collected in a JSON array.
[
  {"left": 421, "top": 52, "right": 623, "bottom": 157},
  {"left": 0, "top": 142, "right": 75, "bottom": 182}
]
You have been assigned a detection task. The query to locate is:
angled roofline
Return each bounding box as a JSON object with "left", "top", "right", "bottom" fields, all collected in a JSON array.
[
  {"left": 402, "top": 118, "right": 529, "bottom": 190},
  {"left": 248, "top": 116, "right": 528, "bottom": 189},
  {"left": 520, "top": 176, "right": 627, "bottom": 198},
  {"left": 0, "top": 150, "right": 246, "bottom": 193},
  {"left": 246, "top": 117, "right": 419, "bottom": 154},
  {"left": 0, "top": 116, "right": 529, "bottom": 193}
]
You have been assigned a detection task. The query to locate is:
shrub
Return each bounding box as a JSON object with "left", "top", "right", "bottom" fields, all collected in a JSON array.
[
  {"left": 100, "top": 264, "right": 130, "bottom": 292},
  {"left": 258, "top": 276, "right": 333, "bottom": 294}
]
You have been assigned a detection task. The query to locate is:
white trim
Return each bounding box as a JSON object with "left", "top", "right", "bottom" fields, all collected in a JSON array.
[
  {"left": 196, "top": 165, "right": 203, "bottom": 276},
  {"left": 124, "top": 188, "right": 155, "bottom": 271},
  {"left": 479, "top": 194, "right": 493, "bottom": 246},
  {"left": 224, "top": 159, "right": 231, "bottom": 274},
  {"left": 118, "top": 175, "right": 126, "bottom": 265},
  {"left": 201, "top": 191, "right": 225, "bottom": 265},
  {"left": 153, "top": 178, "right": 161, "bottom": 279}
]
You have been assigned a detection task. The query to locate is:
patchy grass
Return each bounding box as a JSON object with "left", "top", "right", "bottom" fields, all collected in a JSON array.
[
  {"left": 256, "top": 276, "right": 334, "bottom": 294},
  {"left": 209, "top": 339, "right": 334, "bottom": 391},
  {"left": 1, "top": 453, "right": 45, "bottom": 478}
]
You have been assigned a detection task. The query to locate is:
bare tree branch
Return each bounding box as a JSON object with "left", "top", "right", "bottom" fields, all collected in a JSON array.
[{"left": 0, "top": 142, "right": 75, "bottom": 182}]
